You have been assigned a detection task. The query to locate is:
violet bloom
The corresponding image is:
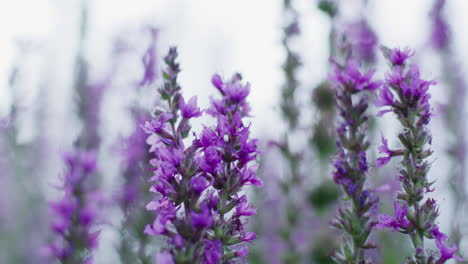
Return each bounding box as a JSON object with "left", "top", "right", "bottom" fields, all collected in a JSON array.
[
  {"left": 328, "top": 58, "right": 380, "bottom": 263},
  {"left": 429, "top": 0, "right": 449, "bottom": 50},
  {"left": 375, "top": 47, "right": 461, "bottom": 263},
  {"left": 44, "top": 150, "right": 101, "bottom": 263},
  {"left": 179, "top": 96, "right": 202, "bottom": 118},
  {"left": 143, "top": 47, "right": 261, "bottom": 263},
  {"left": 375, "top": 135, "right": 404, "bottom": 168},
  {"left": 139, "top": 27, "right": 159, "bottom": 86},
  {"left": 346, "top": 20, "right": 378, "bottom": 63},
  {"left": 329, "top": 59, "right": 381, "bottom": 92},
  {"left": 375, "top": 201, "right": 410, "bottom": 231}
]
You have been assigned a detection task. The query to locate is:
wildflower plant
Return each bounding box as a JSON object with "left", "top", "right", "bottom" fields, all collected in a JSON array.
[
  {"left": 375, "top": 47, "right": 462, "bottom": 263},
  {"left": 429, "top": 0, "right": 467, "bottom": 255},
  {"left": 329, "top": 56, "right": 381, "bottom": 263},
  {"left": 44, "top": 150, "right": 101, "bottom": 263},
  {"left": 118, "top": 109, "right": 155, "bottom": 264},
  {"left": 117, "top": 26, "right": 160, "bottom": 264},
  {"left": 143, "top": 47, "right": 261, "bottom": 263}
]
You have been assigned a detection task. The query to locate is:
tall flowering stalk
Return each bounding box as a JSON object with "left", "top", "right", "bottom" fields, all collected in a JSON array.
[
  {"left": 375, "top": 47, "right": 462, "bottom": 263},
  {"left": 44, "top": 150, "right": 101, "bottom": 263},
  {"left": 329, "top": 57, "right": 381, "bottom": 263},
  {"left": 280, "top": 0, "right": 301, "bottom": 130},
  {"left": 267, "top": 0, "right": 307, "bottom": 262},
  {"left": 117, "top": 26, "right": 159, "bottom": 264},
  {"left": 429, "top": 0, "right": 467, "bottom": 256},
  {"left": 45, "top": 3, "right": 106, "bottom": 262},
  {"left": 118, "top": 109, "right": 154, "bottom": 264},
  {"left": 143, "top": 47, "right": 261, "bottom": 263}
]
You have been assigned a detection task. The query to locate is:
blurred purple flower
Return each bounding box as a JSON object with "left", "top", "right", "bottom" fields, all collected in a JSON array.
[
  {"left": 45, "top": 150, "right": 101, "bottom": 263},
  {"left": 346, "top": 20, "right": 378, "bottom": 63},
  {"left": 429, "top": 0, "right": 449, "bottom": 50},
  {"left": 139, "top": 27, "right": 159, "bottom": 86}
]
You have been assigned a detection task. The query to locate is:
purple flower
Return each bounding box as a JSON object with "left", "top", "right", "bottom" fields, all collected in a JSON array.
[
  {"left": 236, "top": 245, "right": 249, "bottom": 260},
  {"left": 142, "top": 113, "right": 173, "bottom": 134},
  {"left": 155, "top": 251, "right": 175, "bottom": 264},
  {"left": 389, "top": 48, "right": 414, "bottom": 66},
  {"left": 144, "top": 48, "right": 260, "bottom": 263},
  {"left": 139, "top": 27, "right": 159, "bottom": 86},
  {"left": 435, "top": 239, "right": 463, "bottom": 262},
  {"left": 329, "top": 57, "right": 380, "bottom": 262},
  {"left": 429, "top": 0, "right": 449, "bottom": 50},
  {"left": 211, "top": 74, "right": 224, "bottom": 92},
  {"left": 241, "top": 232, "right": 256, "bottom": 242},
  {"left": 376, "top": 201, "right": 411, "bottom": 231},
  {"left": 240, "top": 165, "right": 263, "bottom": 187},
  {"left": 180, "top": 96, "right": 202, "bottom": 119},
  {"left": 203, "top": 239, "right": 223, "bottom": 264},
  {"left": 46, "top": 150, "right": 101, "bottom": 263},
  {"left": 329, "top": 60, "right": 381, "bottom": 92},
  {"left": 376, "top": 135, "right": 393, "bottom": 167},
  {"left": 235, "top": 195, "right": 256, "bottom": 217},
  {"left": 374, "top": 85, "right": 394, "bottom": 116},
  {"left": 376, "top": 47, "right": 457, "bottom": 262},
  {"left": 199, "top": 146, "right": 222, "bottom": 174},
  {"left": 346, "top": 20, "right": 378, "bottom": 63},
  {"left": 145, "top": 198, "right": 176, "bottom": 235},
  {"left": 191, "top": 176, "right": 210, "bottom": 194},
  {"left": 191, "top": 203, "right": 213, "bottom": 229},
  {"left": 224, "top": 80, "right": 250, "bottom": 102}
]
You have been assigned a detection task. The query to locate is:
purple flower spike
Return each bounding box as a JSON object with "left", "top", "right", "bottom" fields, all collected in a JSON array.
[
  {"left": 429, "top": 0, "right": 449, "bottom": 50},
  {"left": 144, "top": 48, "right": 260, "bottom": 262},
  {"left": 45, "top": 150, "right": 101, "bottom": 263},
  {"left": 375, "top": 47, "right": 460, "bottom": 262},
  {"left": 329, "top": 56, "right": 380, "bottom": 263}
]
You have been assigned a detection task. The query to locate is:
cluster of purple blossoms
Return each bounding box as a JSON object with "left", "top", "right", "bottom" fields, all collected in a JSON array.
[
  {"left": 346, "top": 20, "right": 378, "bottom": 64},
  {"left": 44, "top": 150, "right": 101, "bottom": 263},
  {"left": 375, "top": 47, "right": 462, "bottom": 263},
  {"left": 328, "top": 57, "right": 381, "bottom": 263},
  {"left": 142, "top": 47, "right": 261, "bottom": 264}
]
